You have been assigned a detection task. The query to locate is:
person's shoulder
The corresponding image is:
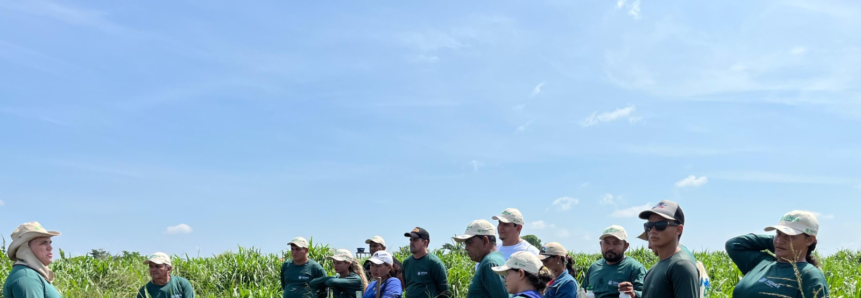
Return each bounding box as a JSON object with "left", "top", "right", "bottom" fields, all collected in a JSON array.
[
  {"left": 6, "top": 266, "right": 42, "bottom": 284},
  {"left": 484, "top": 251, "right": 505, "bottom": 264},
  {"left": 798, "top": 264, "right": 827, "bottom": 281},
  {"left": 172, "top": 275, "right": 192, "bottom": 284},
  {"left": 623, "top": 256, "right": 646, "bottom": 267},
  {"left": 669, "top": 253, "right": 698, "bottom": 273},
  {"left": 588, "top": 258, "right": 603, "bottom": 268},
  {"left": 521, "top": 240, "right": 540, "bottom": 253}
]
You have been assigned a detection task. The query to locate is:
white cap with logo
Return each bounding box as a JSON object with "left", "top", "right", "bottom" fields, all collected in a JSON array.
[
  {"left": 368, "top": 250, "right": 394, "bottom": 265},
  {"left": 144, "top": 252, "right": 172, "bottom": 266},
  {"left": 599, "top": 225, "right": 628, "bottom": 242},
  {"left": 764, "top": 210, "right": 819, "bottom": 236},
  {"left": 453, "top": 219, "right": 497, "bottom": 242},
  {"left": 288, "top": 237, "right": 309, "bottom": 248},
  {"left": 492, "top": 208, "right": 525, "bottom": 225},
  {"left": 491, "top": 251, "right": 543, "bottom": 276},
  {"left": 364, "top": 236, "right": 386, "bottom": 247},
  {"left": 328, "top": 249, "right": 354, "bottom": 262}
]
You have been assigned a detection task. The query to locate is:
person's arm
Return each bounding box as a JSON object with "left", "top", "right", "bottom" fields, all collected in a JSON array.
[
  {"left": 670, "top": 260, "right": 700, "bottom": 298},
  {"left": 10, "top": 277, "right": 46, "bottom": 298},
  {"left": 433, "top": 258, "right": 451, "bottom": 298},
  {"left": 280, "top": 263, "right": 287, "bottom": 290},
  {"left": 314, "top": 263, "right": 329, "bottom": 298},
  {"left": 554, "top": 279, "right": 578, "bottom": 298},
  {"left": 309, "top": 277, "right": 333, "bottom": 290},
  {"left": 326, "top": 274, "right": 362, "bottom": 289},
  {"left": 183, "top": 279, "right": 196, "bottom": 298},
  {"left": 801, "top": 267, "right": 830, "bottom": 298},
  {"left": 632, "top": 264, "right": 646, "bottom": 298},
  {"left": 725, "top": 234, "right": 775, "bottom": 274},
  {"left": 582, "top": 265, "right": 591, "bottom": 288},
  {"left": 382, "top": 278, "right": 403, "bottom": 298}
]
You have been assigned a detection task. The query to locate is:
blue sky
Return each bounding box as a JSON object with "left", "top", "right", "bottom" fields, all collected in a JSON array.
[{"left": 1, "top": 0, "right": 860, "bottom": 259}]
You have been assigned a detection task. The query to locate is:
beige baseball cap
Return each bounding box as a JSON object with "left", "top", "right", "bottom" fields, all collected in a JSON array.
[
  {"left": 453, "top": 219, "right": 497, "bottom": 242},
  {"left": 288, "top": 237, "right": 309, "bottom": 248},
  {"left": 144, "top": 252, "right": 172, "bottom": 266},
  {"left": 765, "top": 210, "right": 819, "bottom": 236},
  {"left": 539, "top": 242, "right": 567, "bottom": 260},
  {"left": 492, "top": 251, "right": 543, "bottom": 276},
  {"left": 7, "top": 222, "right": 61, "bottom": 261},
  {"left": 492, "top": 208, "right": 525, "bottom": 225},
  {"left": 365, "top": 236, "right": 386, "bottom": 247},
  {"left": 599, "top": 225, "right": 628, "bottom": 242},
  {"left": 328, "top": 249, "right": 354, "bottom": 262}
]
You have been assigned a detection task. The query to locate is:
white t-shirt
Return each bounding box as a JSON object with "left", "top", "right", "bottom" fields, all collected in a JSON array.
[{"left": 475, "top": 239, "right": 540, "bottom": 269}]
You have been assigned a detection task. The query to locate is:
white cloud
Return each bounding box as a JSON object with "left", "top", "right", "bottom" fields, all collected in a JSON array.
[
  {"left": 791, "top": 47, "right": 807, "bottom": 55},
  {"left": 531, "top": 82, "right": 546, "bottom": 97},
  {"left": 469, "top": 160, "right": 483, "bottom": 172},
  {"left": 582, "top": 233, "right": 592, "bottom": 241},
  {"left": 611, "top": 203, "right": 653, "bottom": 218},
  {"left": 578, "top": 182, "right": 590, "bottom": 189},
  {"left": 530, "top": 220, "right": 556, "bottom": 230},
  {"left": 600, "top": 193, "right": 615, "bottom": 205},
  {"left": 581, "top": 105, "right": 637, "bottom": 127},
  {"left": 811, "top": 212, "right": 835, "bottom": 220},
  {"left": 164, "top": 224, "right": 193, "bottom": 235},
  {"left": 0, "top": 200, "right": 4, "bottom": 206},
  {"left": 556, "top": 229, "right": 570, "bottom": 238},
  {"left": 675, "top": 175, "right": 708, "bottom": 188},
  {"left": 516, "top": 120, "right": 533, "bottom": 133},
  {"left": 616, "top": 0, "right": 627, "bottom": 9},
  {"left": 550, "top": 196, "right": 580, "bottom": 211},
  {"left": 628, "top": 0, "right": 642, "bottom": 19}
]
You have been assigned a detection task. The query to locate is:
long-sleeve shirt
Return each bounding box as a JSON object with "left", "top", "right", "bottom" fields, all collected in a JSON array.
[
  {"left": 726, "top": 233, "right": 829, "bottom": 298},
  {"left": 403, "top": 253, "right": 450, "bottom": 298}
]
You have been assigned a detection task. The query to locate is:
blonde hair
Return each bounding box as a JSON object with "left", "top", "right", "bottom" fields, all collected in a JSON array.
[{"left": 350, "top": 259, "right": 369, "bottom": 290}]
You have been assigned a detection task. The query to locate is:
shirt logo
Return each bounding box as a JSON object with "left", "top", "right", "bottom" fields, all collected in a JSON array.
[
  {"left": 417, "top": 271, "right": 428, "bottom": 276},
  {"left": 607, "top": 280, "right": 620, "bottom": 287},
  {"left": 758, "top": 278, "right": 781, "bottom": 289},
  {"left": 298, "top": 276, "right": 310, "bottom": 280}
]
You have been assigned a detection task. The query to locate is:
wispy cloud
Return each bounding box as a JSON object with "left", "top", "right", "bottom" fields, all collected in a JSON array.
[
  {"left": 615, "top": 0, "right": 641, "bottom": 20},
  {"left": 549, "top": 196, "right": 579, "bottom": 211},
  {"left": 469, "top": 160, "right": 483, "bottom": 172},
  {"left": 578, "top": 182, "right": 590, "bottom": 189},
  {"left": 675, "top": 175, "right": 708, "bottom": 188},
  {"left": 599, "top": 193, "right": 617, "bottom": 205},
  {"left": 516, "top": 120, "right": 533, "bottom": 133},
  {"left": 811, "top": 212, "right": 835, "bottom": 220},
  {"left": 530, "top": 220, "right": 556, "bottom": 230},
  {"left": 627, "top": 145, "right": 766, "bottom": 157},
  {"left": 708, "top": 171, "right": 856, "bottom": 185},
  {"left": 611, "top": 203, "right": 652, "bottom": 218},
  {"left": 581, "top": 105, "right": 637, "bottom": 127},
  {"left": 48, "top": 160, "right": 142, "bottom": 178},
  {"left": 1, "top": 0, "right": 128, "bottom": 34},
  {"left": 0, "top": 200, "right": 5, "bottom": 207},
  {"left": 556, "top": 229, "right": 570, "bottom": 238},
  {"left": 0, "top": 107, "right": 71, "bottom": 127},
  {"left": 164, "top": 224, "right": 193, "bottom": 235},
  {"left": 531, "top": 82, "right": 546, "bottom": 97}
]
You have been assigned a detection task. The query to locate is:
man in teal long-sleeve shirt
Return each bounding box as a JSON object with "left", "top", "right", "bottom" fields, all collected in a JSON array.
[
  {"left": 454, "top": 219, "right": 508, "bottom": 298},
  {"left": 403, "top": 227, "right": 450, "bottom": 298},
  {"left": 584, "top": 225, "right": 646, "bottom": 298},
  {"left": 281, "top": 237, "right": 327, "bottom": 298}
]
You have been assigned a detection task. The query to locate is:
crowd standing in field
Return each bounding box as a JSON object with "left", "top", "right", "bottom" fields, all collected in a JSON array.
[{"left": 3, "top": 200, "right": 831, "bottom": 298}]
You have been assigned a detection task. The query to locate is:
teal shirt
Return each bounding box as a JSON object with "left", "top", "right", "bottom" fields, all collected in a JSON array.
[
  {"left": 136, "top": 275, "right": 195, "bottom": 298},
  {"left": 727, "top": 234, "right": 829, "bottom": 298},
  {"left": 641, "top": 250, "right": 699, "bottom": 298},
  {"left": 3, "top": 265, "right": 62, "bottom": 298},
  {"left": 310, "top": 272, "right": 365, "bottom": 298},
  {"left": 583, "top": 256, "right": 646, "bottom": 298},
  {"left": 281, "top": 259, "right": 328, "bottom": 298},
  {"left": 467, "top": 251, "right": 507, "bottom": 298},
  {"left": 403, "top": 253, "right": 450, "bottom": 298}
]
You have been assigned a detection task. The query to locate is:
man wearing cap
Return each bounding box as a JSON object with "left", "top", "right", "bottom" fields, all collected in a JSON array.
[
  {"left": 137, "top": 252, "right": 195, "bottom": 298},
  {"left": 3, "top": 222, "right": 63, "bottom": 298},
  {"left": 492, "top": 208, "right": 540, "bottom": 260},
  {"left": 282, "top": 237, "right": 327, "bottom": 298},
  {"left": 583, "top": 225, "right": 646, "bottom": 298},
  {"left": 402, "top": 227, "right": 450, "bottom": 298},
  {"left": 623, "top": 200, "right": 698, "bottom": 298},
  {"left": 454, "top": 220, "right": 508, "bottom": 298},
  {"left": 363, "top": 236, "right": 403, "bottom": 288}
]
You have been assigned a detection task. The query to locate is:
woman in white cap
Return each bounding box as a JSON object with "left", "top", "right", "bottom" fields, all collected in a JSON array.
[
  {"left": 539, "top": 242, "right": 579, "bottom": 298},
  {"left": 491, "top": 251, "right": 553, "bottom": 298},
  {"left": 3, "top": 222, "right": 63, "bottom": 298},
  {"left": 310, "top": 249, "right": 369, "bottom": 298},
  {"left": 726, "top": 210, "right": 829, "bottom": 298},
  {"left": 362, "top": 251, "right": 403, "bottom": 298}
]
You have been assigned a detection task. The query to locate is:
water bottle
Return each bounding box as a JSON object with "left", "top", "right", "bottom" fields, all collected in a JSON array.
[
  {"left": 585, "top": 286, "right": 595, "bottom": 298},
  {"left": 620, "top": 293, "right": 631, "bottom": 298}
]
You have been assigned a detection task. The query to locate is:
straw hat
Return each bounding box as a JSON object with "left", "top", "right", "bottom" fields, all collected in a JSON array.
[{"left": 7, "top": 222, "right": 61, "bottom": 261}]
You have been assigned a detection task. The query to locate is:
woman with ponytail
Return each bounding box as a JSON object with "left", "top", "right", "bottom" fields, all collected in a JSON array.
[
  {"left": 726, "top": 210, "right": 829, "bottom": 298},
  {"left": 310, "top": 249, "right": 369, "bottom": 298},
  {"left": 363, "top": 251, "right": 402, "bottom": 298},
  {"left": 539, "top": 242, "right": 579, "bottom": 298},
  {"left": 492, "top": 251, "right": 554, "bottom": 298}
]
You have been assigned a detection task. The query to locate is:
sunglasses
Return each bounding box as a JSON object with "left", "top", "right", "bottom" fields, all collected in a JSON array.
[{"left": 643, "top": 221, "right": 680, "bottom": 232}]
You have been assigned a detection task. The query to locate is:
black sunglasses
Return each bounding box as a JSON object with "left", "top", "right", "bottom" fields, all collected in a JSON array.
[{"left": 643, "top": 221, "right": 680, "bottom": 232}]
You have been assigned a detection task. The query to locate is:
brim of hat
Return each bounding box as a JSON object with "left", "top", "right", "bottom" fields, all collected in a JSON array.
[
  {"left": 492, "top": 215, "right": 512, "bottom": 223},
  {"left": 144, "top": 259, "right": 170, "bottom": 265},
  {"left": 638, "top": 210, "right": 675, "bottom": 220},
  {"left": 404, "top": 232, "right": 425, "bottom": 239},
  {"left": 490, "top": 265, "right": 512, "bottom": 276},
  {"left": 599, "top": 234, "right": 627, "bottom": 241},
  {"left": 364, "top": 239, "right": 375, "bottom": 244},
  {"left": 287, "top": 242, "right": 308, "bottom": 248},
  {"left": 7, "top": 231, "right": 61, "bottom": 261},
  {"left": 328, "top": 256, "right": 352, "bottom": 262},
  {"left": 368, "top": 258, "right": 391, "bottom": 265},
  {"left": 452, "top": 235, "right": 474, "bottom": 243},
  {"left": 764, "top": 225, "right": 805, "bottom": 236},
  {"left": 538, "top": 254, "right": 552, "bottom": 260}
]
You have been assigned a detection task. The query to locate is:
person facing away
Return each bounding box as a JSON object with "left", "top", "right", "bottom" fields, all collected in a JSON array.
[
  {"left": 363, "top": 250, "right": 404, "bottom": 298},
  {"left": 363, "top": 236, "right": 404, "bottom": 290},
  {"left": 726, "top": 210, "right": 829, "bottom": 298},
  {"left": 584, "top": 225, "right": 646, "bottom": 298},
  {"left": 281, "top": 237, "right": 327, "bottom": 298},
  {"left": 453, "top": 219, "right": 508, "bottom": 298},
  {"left": 492, "top": 208, "right": 541, "bottom": 260},
  {"left": 310, "top": 249, "right": 369, "bottom": 298},
  {"left": 402, "top": 227, "right": 450, "bottom": 298},
  {"left": 137, "top": 252, "right": 195, "bottom": 298},
  {"left": 3, "top": 222, "right": 63, "bottom": 298},
  {"left": 539, "top": 242, "right": 580, "bottom": 298},
  {"left": 632, "top": 200, "right": 699, "bottom": 298},
  {"left": 491, "top": 251, "right": 554, "bottom": 298}
]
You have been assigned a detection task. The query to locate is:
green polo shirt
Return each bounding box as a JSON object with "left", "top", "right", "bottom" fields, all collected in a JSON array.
[
  {"left": 583, "top": 256, "right": 646, "bottom": 298},
  {"left": 281, "top": 259, "right": 328, "bottom": 298},
  {"left": 137, "top": 275, "right": 195, "bottom": 298}
]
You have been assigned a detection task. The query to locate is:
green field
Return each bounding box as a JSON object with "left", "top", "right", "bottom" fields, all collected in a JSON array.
[{"left": 2, "top": 239, "right": 859, "bottom": 298}]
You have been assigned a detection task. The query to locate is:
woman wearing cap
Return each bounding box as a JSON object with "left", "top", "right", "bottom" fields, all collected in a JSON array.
[
  {"left": 3, "top": 222, "right": 63, "bottom": 298},
  {"left": 310, "top": 249, "right": 369, "bottom": 298},
  {"left": 540, "top": 242, "right": 579, "bottom": 298},
  {"left": 491, "top": 251, "right": 553, "bottom": 298},
  {"left": 726, "top": 210, "right": 829, "bottom": 298},
  {"left": 363, "top": 251, "right": 403, "bottom": 298}
]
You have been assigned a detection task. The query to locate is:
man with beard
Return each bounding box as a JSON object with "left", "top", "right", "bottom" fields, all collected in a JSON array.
[
  {"left": 582, "top": 225, "right": 646, "bottom": 298},
  {"left": 403, "top": 227, "right": 450, "bottom": 298},
  {"left": 454, "top": 219, "right": 508, "bottom": 298}
]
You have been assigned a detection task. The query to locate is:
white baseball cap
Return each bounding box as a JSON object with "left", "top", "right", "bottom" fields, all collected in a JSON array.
[
  {"left": 365, "top": 236, "right": 386, "bottom": 247},
  {"left": 288, "top": 237, "right": 309, "bottom": 248},
  {"left": 599, "top": 225, "right": 628, "bottom": 242},
  {"left": 328, "top": 249, "right": 354, "bottom": 262},
  {"left": 764, "top": 210, "right": 819, "bottom": 236},
  {"left": 453, "top": 219, "right": 497, "bottom": 242},
  {"left": 492, "top": 208, "right": 525, "bottom": 225},
  {"left": 538, "top": 242, "right": 567, "bottom": 260},
  {"left": 368, "top": 250, "right": 394, "bottom": 265},
  {"left": 492, "top": 251, "right": 543, "bottom": 276},
  {"left": 144, "top": 252, "right": 172, "bottom": 266}
]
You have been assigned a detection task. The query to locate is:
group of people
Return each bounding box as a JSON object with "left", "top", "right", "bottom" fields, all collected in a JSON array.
[{"left": 4, "top": 200, "right": 831, "bottom": 298}]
